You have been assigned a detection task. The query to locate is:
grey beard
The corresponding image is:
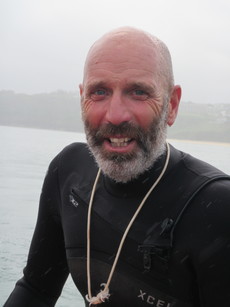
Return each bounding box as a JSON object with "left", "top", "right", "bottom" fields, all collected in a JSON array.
[{"left": 84, "top": 113, "right": 168, "bottom": 183}]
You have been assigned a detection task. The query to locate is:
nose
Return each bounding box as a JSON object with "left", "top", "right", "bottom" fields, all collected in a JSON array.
[{"left": 104, "top": 93, "right": 132, "bottom": 125}]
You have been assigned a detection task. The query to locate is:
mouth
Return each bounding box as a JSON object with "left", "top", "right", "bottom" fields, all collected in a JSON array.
[
  {"left": 108, "top": 137, "right": 133, "bottom": 148},
  {"left": 103, "top": 136, "right": 135, "bottom": 153}
]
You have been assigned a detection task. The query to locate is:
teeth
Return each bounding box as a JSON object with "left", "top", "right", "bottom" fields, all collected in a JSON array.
[
  {"left": 110, "top": 138, "right": 130, "bottom": 143},
  {"left": 109, "top": 138, "right": 131, "bottom": 147}
]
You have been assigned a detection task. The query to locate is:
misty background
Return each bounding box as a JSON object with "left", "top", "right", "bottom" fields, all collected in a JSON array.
[
  {"left": 1, "top": 2, "right": 230, "bottom": 304},
  {"left": 1, "top": 90, "right": 230, "bottom": 142},
  {"left": 1, "top": 0, "right": 230, "bottom": 142}
]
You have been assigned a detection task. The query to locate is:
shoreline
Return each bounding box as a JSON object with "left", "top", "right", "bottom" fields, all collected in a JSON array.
[
  {"left": 1, "top": 125, "right": 230, "bottom": 146},
  {"left": 168, "top": 138, "right": 230, "bottom": 147}
]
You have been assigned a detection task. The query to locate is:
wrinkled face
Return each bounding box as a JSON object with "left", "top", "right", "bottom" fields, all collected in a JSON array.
[{"left": 80, "top": 34, "right": 177, "bottom": 182}]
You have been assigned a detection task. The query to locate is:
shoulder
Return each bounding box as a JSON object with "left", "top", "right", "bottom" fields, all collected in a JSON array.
[
  {"left": 59, "top": 142, "right": 90, "bottom": 157},
  {"left": 168, "top": 144, "right": 230, "bottom": 217},
  {"left": 170, "top": 144, "right": 229, "bottom": 179},
  {"left": 48, "top": 142, "right": 97, "bottom": 174},
  {"left": 181, "top": 175, "right": 230, "bottom": 239},
  {"left": 53, "top": 142, "right": 92, "bottom": 162},
  {"left": 198, "top": 177, "right": 230, "bottom": 210}
]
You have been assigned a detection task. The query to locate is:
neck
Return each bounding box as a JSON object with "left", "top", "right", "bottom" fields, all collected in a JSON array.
[{"left": 103, "top": 149, "right": 169, "bottom": 198}]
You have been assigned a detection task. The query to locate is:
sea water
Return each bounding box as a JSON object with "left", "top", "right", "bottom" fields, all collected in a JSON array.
[{"left": 1, "top": 126, "right": 230, "bottom": 306}]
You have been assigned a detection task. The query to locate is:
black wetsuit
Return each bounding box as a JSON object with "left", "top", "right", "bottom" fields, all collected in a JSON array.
[{"left": 4, "top": 143, "right": 230, "bottom": 307}]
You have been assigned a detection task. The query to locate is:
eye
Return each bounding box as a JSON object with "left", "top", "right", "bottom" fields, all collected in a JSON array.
[
  {"left": 131, "top": 89, "right": 148, "bottom": 101},
  {"left": 91, "top": 89, "right": 107, "bottom": 101}
]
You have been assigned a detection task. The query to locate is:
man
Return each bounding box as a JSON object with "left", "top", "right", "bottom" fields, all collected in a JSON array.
[{"left": 4, "top": 27, "right": 230, "bottom": 307}]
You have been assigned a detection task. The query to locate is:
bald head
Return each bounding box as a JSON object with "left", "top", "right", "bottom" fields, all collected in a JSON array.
[
  {"left": 83, "top": 27, "right": 174, "bottom": 94},
  {"left": 80, "top": 27, "right": 181, "bottom": 182}
]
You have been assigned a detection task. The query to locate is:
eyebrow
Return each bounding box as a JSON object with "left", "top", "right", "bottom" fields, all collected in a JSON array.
[
  {"left": 124, "top": 82, "right": 156, "bottom": 94},
  {"left": 85, "top": 81, "right": 108, "bottom": 93}
]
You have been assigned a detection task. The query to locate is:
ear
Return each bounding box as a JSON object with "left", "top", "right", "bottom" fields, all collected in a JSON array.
[{"left": 167, "top": 85, "right": 182, "bottom": 126}]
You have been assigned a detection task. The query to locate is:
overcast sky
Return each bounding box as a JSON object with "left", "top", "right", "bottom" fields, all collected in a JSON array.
[{"left": 1, "top": 0, "right": 230, "bottom": 104}]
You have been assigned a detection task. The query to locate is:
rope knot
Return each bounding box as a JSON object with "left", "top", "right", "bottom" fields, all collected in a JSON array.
[{"left": 86, "top": 283, "right": 110, "bottom": 305}]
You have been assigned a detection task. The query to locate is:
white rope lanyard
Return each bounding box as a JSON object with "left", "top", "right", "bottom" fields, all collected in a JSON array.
[{"left": 86, "top": 143, "right": 170, "bottom": 305}]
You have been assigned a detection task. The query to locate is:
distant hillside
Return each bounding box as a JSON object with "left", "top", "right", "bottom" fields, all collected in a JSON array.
[
  {"left": 0, "top": 90, "right": 84, "bottom": 132},
  {"left": 1, "top": 90, "right": 230, "bottom": 143},
  {"left": 168, "top": 101, "right": 230, "bottom": 143}
]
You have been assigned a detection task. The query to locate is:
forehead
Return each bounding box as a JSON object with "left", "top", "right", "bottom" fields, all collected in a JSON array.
[{"left": 83, "top": 32, "right": 159, "bottom": 83}]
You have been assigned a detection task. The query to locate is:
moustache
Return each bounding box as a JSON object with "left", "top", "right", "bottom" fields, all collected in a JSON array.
[
  {"left": 98, "top": 122, "right": 142, "bottom": 136},
  {"left": 85, "top": 121, "right": 150, "bottom": 154}
]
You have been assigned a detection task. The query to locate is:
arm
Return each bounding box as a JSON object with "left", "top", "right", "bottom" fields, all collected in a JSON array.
[
  {"left": 4, "top": 155, "right": 69, "bottom": 306},
  {"left": 190, "top": 179, "right": 230, "bottom": 306}
]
